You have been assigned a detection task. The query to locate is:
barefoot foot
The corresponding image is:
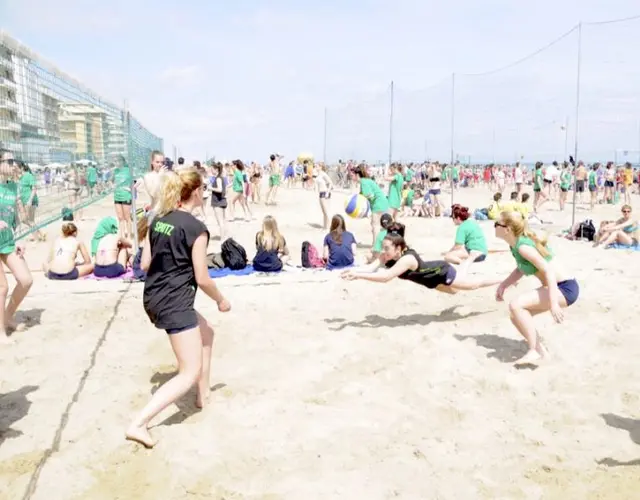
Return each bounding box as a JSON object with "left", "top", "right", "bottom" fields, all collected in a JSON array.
[
  {"left": 514, "top": 349, "right": 542, "bottom": 366},
  {"left": 535, "top": 341, "right": 550, "bottom": 359},
  {"left": 125, "top": 425, "right": 156, "bottom": 448},
  {"left": 195, "top": 392, "right": 209, "bottom": 409}
]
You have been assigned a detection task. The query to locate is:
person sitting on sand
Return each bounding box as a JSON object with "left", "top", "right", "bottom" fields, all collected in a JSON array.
[
  {"left": 593, "top": 204, "right": 638, "bottom": 248},
  {"left": 91, "top": 216, "right": 132, "bottom": 278},
  {"left": 44, "top": 222, "right": 94, "bottom": 280},
  {"left": 252, "top": 215, "right": 290, "bottom": 272},
  {"left": 487, "top": 192, "right": 504, "bottom": 220},
  {"left": 342, "top": 223, "right": 501, "bottom": 294},
  {"left": 494, "top": 211, "right": 579, "bottom": 366},
  {"left": 323, "top": 214, "right": 356, "bottom": 270},
  {"left": 127, "top": 167, "right": 231, "bottom": 448},
  {"left": 443, "top": 204, "right": 488, "bottom": 274}
]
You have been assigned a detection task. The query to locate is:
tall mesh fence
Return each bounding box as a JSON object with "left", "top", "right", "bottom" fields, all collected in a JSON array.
[
  {"left": 580, "top": 18, "right": 640, "bottom": 163},
  {"left": 0, "top": 31, "right": 162, "bottom": 245}
]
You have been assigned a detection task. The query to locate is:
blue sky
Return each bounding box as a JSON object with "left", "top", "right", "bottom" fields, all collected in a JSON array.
[{"left": 2, "top": 0, "right": 640, "bottom": 163}]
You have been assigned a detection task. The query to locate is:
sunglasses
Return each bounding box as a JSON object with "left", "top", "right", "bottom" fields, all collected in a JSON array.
[
  {"left": 494, "top": 222, "right": 507, "bottom": 228},
  {"left": 622, "top": 210, "right": 631, "bottom": 214}
]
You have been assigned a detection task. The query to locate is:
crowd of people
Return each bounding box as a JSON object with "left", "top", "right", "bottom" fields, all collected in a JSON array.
[{"left": 2, "top": 145, "right": 638, "bottom": 448}]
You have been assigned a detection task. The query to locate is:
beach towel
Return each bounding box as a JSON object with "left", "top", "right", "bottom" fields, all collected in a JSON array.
[
  {"left": 208, "top": 266, "right": 256, "bottom": 278},
  {"left": 606, "top": 242, "right": 640, "bottom": 251},
  {"left": 84, "top": 268, "right": 135, "bottom": 281}
]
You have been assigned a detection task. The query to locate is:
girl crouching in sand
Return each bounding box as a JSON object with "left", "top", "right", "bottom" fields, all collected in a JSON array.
[
  {"left": 342, "top": 224, "right": 501, "bottom": 294},
  {"left": 494, "top": 211, "right": 579, "bottom": 366},
  {"left": 126, "top": 168, "right": 231, "bottom": 448}
]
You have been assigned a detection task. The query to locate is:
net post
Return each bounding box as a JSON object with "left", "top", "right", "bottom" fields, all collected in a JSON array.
[
  {"left": 570, "top": 23, "right": 583, "bottom": 229},
  {"left": 323, "top": 107, "right": 328, "bottom": 164},
  {"left": 388, "top": 81, "right": 394, "bottom": 166},
  {"left": 449, "top": 73, "right": 456, "bottom": 208},
  {"left": 127, "top": 110, "right": 139, "bottom": 252}
]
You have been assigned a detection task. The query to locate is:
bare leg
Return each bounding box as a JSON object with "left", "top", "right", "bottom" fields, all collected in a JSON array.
[
  {"left": 508, "top": 287, "right": 567, "bottom": 365},
  {"left": 0, "top": 264, "right": 10, "bottom": 344},
  {"left": 126, "top": 326, "right": 203, "bottom": 448},
  {"left": 319, "top": 198, "right": 329, "bottom": 230},
  {"left": 195, "top": 312, "right": 215, "bottom": 409},
  {"left": 2, "top": 252, "right": 33, "bottom": 331},
  {"left": 77, "top": 263, "right": 95, "bottom": 277}
]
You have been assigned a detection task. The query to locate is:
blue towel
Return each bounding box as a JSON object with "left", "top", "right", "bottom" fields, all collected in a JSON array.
[
  {"left": 606, "top": 243, "right": 640, "bottom": 251},
  {"left": 208, "top": 266, "right": 256, "bottom": 278}
]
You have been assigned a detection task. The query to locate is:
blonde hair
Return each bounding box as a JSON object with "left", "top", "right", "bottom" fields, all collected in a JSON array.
[
  {"left": 61, "top": 222, "right": 77, "bottom": 237},
  {"left": 137, "top": 213, "right": 149, "bottom": 242},
  {"left": 257, "top": 215, "right": 285, "bottom": 252},
  {"left": 500, "top": 211, "right": 550, "bottom": 258},
  {"left": 156, "top": 168, "right": 203, "bottom": 217}
]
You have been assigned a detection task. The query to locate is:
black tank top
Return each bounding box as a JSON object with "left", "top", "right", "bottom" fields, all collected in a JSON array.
[
  {"left": 210, "top": 176, "right": 226, "bottom": 203},
  {"left": 384, "top": 249, "right": 455, "bottom": 289}
]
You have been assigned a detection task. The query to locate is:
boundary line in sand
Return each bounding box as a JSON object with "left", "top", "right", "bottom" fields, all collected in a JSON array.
[{"left": 20, "top": 284, "right": 132, "bottom": 500}]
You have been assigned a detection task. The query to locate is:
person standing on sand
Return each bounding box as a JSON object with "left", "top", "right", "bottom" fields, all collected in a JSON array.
[
  {"left": 126, "top": 168, "right": 231, "bottom": 448},
  {"left": 494, "top": 211, "right": 579, "bottom": 366},
  {"left": 354, "top": 164, "right": 389, "bottom": 247},
  {"left": 0, "top": 149, "right": 33, "bottom": 344},
  {"left": 138, "top": 150, "right": 166, "bottom": 219}
]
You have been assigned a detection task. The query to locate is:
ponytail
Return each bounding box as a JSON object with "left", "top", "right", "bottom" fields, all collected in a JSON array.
[
  {"left": 523, "top": 227, "right": 550, "bottom": 258},
  {"left": 156, "top": 171, "right": 182, "bottom": 217}
]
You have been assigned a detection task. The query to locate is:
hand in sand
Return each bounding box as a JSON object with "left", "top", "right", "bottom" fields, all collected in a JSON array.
[
  {"left": 550, "top": 302, "right": 564, "bottom": 323},
  {"left": 341, "top": 270, "right": 357, "bottom": 281},
  {"left": 217, "top": 298, "right": 231, "bottom": 312},
  {"left": 495, "top": 282, "right": 507, "bottom": 301}
]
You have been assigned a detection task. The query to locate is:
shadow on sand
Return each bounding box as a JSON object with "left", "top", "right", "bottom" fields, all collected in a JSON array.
[
  {"left": 325, "top": 306, "right": 489, "bottom": 332},
  {"left": 597, "top": 413, "right": 640, "bottom": 467},
  {"left": 453, "top": 333, "right": 538, "bottom": 370},
  {"left": 149, "top": 371, "right": 226, "bottom": 427},
  {"left": 0, "top": 385, "right": 38, "bottom": 446}
]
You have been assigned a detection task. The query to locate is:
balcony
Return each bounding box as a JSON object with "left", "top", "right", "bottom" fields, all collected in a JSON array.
[
  {"left": 0, "top": 57, "right": 12, "bottom": 69},
  {"left": 0, "top": 121, "right": 20, "bottom": 132},
  {"left": 0, "top": 76, "right": 17, "bottom": 89},
  {"left": 0, "top": 98, "right": 18, "bottom": 113}
]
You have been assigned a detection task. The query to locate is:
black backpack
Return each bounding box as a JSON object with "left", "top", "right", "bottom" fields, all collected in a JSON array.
[
  {"left": 575, "top": 219, "right": 596, "bottom": 242},
  {"left": 221, "top": 238, "right": 248, "bottom": 270}
]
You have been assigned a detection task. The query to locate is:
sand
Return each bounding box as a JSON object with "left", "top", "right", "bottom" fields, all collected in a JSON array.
[{"left": 0, "top": 183, "right": 639, "bottom": 500}]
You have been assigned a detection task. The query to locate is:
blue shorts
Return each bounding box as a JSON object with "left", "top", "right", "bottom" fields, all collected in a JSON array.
[
  {"left": 558, "top": 279, "right": 579, "bottom": 306},
  {"left": 94, "top": 263, "right": 126, "bottom": 278},
  {"left": 166, "top": 323, "right": 198, "bottom": 335},
  {"left": 429, "top": 189, "right": 441, "bottom": 195},
  {"left": 47, "top": 268, "right": 79, "bottom": 280}
]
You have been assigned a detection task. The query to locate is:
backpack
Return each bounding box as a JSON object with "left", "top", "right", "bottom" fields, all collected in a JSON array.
[
  {"left": 301, "top": 241, "right": 324, "bottom": 268},
  {"left": 575, "top": 219, "right": 596, "bottom": 242},
  {"left": 221, "top": 238, "right": 248, "bottom": 270}
]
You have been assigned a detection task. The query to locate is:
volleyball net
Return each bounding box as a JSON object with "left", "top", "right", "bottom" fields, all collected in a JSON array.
[
  {"left": 323, "top": 16, "right": 640, "bottom": 169},
  {"left": 0, "top": 31, "right": 163, "bottom": 244}
]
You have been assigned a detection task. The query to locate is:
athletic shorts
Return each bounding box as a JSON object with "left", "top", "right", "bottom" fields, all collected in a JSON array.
[
  {"left": 558, "top": 279, "right": 579, "bottom": 306},
  {"left": 47, "top": 268, "right": 79, "bottom": 280},
  {"left": 94, "top": 263, "right": 126, "bottom": 278}
]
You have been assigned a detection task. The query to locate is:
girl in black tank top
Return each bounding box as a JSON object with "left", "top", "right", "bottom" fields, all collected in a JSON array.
[{"left": 341, "top": 229, "right": 502, "bottom": 294}]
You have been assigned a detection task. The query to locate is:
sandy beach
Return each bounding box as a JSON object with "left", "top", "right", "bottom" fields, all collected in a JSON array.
[{"left": 1, "top": 183, "right": 639, "bottom": 500}]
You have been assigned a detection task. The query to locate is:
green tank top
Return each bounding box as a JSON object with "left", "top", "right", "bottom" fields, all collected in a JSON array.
[{"left": 510, "top": 236, "right": 552, "bottom": 276}]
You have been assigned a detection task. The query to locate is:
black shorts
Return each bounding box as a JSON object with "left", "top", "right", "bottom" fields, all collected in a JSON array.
[
  {"left": 575, "top": 180, "right": 585, "bottom": 192},
  {"left": 47, "top": 268, "right": 79, "bottom": 280},
  {"left": 211, "top": 197, "right": 228, "bottom": 209},
  {"left": 94, "top": 263, "right": 126, "bottom": 278},
  {"left": 115, "top": 200, "right": 132, "bottom": 206},
  {"left": 166, "top": 322, "right": 198, "bottom": 335},
  {"left": 605, "top": 180, "right": 615, "bottom": 188},
  {"left": 544, "top": 179, "right": 552, "bottom": 185},
  {"left": 319, "top": 191, "right": 331, "bottom": 199},
  {"left": 561, "top": 187, "right": 568, "bottom": 192}
]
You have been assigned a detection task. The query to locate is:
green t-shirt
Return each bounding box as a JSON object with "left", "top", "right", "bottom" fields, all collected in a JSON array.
[
  {"left": 405, "top": 189, "right": 415, "bottom": 207},
  {"left": 19, "top": 172, "right": 37, "bottom": 206},
  {"left": 360, "top": 178, "right": 389, "bottom": 213},
  {"left": 232, "top": 170, "right": 244, "bottom": 193},
  {"left": 455, "top": 219, "right": 488, "bottom": 254},
  {"left": 560, "top": 170, "right": 571, "bottom": 190},
  {"left": 373, "top": 229, "right": 388, "bottom": 253},
  {"left": 588, "top": 171, "right": 597, "bottom": 187},
  {"left": 387, "top": 173, "right": 403, "bottom": 209},
  {"left": 0, "top": 181, "right": 18, "bottom": 254},
  {"left": 404, "top": 168, "right": 414, "bottom": 183},
  {"left": 533, "top": 169, "right": 543, "bottom": 191},
  {"left": 113, "top": 167, "right": 132, "bottom": 202},
  {"left": 452, "top": 166, "right": 460, "bottom": 180},
  {"left": 87, "top": 166, "right": 98, "bottom": 184},
  {"left": 510, "top": 236, "right": 552, "bottom": 276}
]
